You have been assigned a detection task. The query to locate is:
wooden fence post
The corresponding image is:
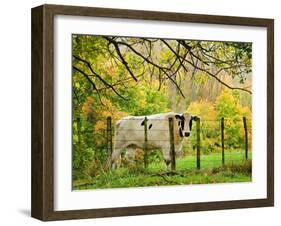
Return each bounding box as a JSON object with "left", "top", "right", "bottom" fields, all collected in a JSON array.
[
  {"left": 143, "top": 117, "right": 148, "bottom": 168},
  {"left": 77, "top": 117, "right": 82, "bottom": 152},
  {"left": 243, "top": 116, "right": 248, "bottom": 160},
  {"left": 107, "top": 117, "right": 113, "bottom": 168},
  {"left": 196, "top": 117, "right": 201, "bottom": 170},
  {"left": 169, "top": 117, "right": 176, "bottom": 171},
  {"left": 221, "top": 117, "right": 225, "bottom": 166}
]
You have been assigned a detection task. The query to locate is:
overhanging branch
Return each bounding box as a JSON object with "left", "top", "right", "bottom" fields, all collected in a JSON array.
[{"left": 73, "top": 55, "right": 129, "bottom": 100}]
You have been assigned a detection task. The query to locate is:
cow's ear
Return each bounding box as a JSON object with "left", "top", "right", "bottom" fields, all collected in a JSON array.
[
  {"left": 189, "top": 117, "right": 193, "bottom": 130},
  {"left": 192, "top": 116, "right": 199, "bottom": 121},
  {"left": 175, "top": 114, "right": 182, "bottom": 119}
]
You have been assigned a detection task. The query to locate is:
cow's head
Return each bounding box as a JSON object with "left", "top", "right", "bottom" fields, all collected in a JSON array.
[{"left": 175, "top": 112, "right": 195, "bottom": 138}]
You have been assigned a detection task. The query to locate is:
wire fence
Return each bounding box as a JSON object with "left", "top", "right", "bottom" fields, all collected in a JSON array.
[{"left": 74, "top": 115, "right": 251, "bottom": 172}]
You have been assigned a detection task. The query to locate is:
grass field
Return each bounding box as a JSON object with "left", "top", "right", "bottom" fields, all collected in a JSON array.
[{"left": 73, "top": 150, "right": 252, "bottom": 190}]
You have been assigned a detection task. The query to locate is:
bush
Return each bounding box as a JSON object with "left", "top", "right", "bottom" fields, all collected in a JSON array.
[{"left": 186, "top": 90, "right": 252, "bottom": 154}]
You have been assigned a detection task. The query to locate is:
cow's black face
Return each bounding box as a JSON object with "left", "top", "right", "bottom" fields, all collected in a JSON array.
[{"left": 175, "top": 113, "right": 193, "bottom": 137}]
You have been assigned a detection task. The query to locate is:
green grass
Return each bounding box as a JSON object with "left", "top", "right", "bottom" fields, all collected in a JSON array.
[{"left": 73, "top": 150, "right": 252, "bottom": 190}]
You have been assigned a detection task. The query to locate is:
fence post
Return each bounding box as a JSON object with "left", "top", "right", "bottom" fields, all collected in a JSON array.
[
  {"left": 77, "top": 117, "right": 81, "bottom": 152},
  {"left": 243, "top": 116, "right": 248, "bottom": 160},
  {"left": 169, "top": 117, "right": 176, "bottom": 171},
  {"left": 107, "top": 117, "right": 113, "bottom": 168},
  {"left": 196, "top": 117, "right": 201, "bottom": 170},
  {"left": 143, "top": 117, "right": 148, "bottom": 168},
  {"left": 221, "top": 117, "right": 225, "bottom": 166}
]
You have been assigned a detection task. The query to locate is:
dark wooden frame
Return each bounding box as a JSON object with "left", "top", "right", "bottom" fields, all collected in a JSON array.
[{"left": 31, "top": 4, "right": 274, "bottom": 221}]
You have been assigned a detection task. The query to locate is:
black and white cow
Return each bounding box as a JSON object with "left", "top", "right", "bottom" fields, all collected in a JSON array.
[{"left": 111, "top": 112, "right": 195, "bottom": 168}]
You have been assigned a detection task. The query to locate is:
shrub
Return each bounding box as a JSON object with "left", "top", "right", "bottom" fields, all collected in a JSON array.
[{"left": 186, "top": 90, "right": 252, "bottom": 154}]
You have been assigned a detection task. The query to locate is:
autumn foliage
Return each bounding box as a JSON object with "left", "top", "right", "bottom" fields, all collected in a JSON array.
[{"left": 72, "top": 35, "right": 252, "bottom": 181}]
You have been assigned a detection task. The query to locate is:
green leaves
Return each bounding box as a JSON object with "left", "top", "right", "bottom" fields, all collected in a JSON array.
[{"left": 71, "top": 34, "right": 252, "bottom": 182}]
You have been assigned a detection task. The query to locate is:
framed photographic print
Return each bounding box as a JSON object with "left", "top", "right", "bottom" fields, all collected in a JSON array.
[{"left": 31, "top": 4, "right": 274, "bottom": 221}]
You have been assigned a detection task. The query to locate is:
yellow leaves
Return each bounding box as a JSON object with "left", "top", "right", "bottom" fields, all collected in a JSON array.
[
  {"left": 101, "top": 59, "right": 116, "bottom": 76},
  {"left": 240, "top": 106, "right": 252, "bottom": 148},
  {"left": 216, "top": 89, "right": 237, "bottom": 105},
  {"left": 199, "top": 71, "right": 210, "bottom": 83},
  {"left": 95, "top": 121, "right": 105, "bottom": 132},
  {"left": 82, "top": 97, "right": 94, "bottom": 117},
  {"left": 187, "top": 100, "right": 217, "bottom": 121},
  {"left": 139, "top": 99, "right": 147, "bottom": 108},
  {"left": 240, "top": 106, "right": 251, "bottom": 117},
  {"left": 92, "top": 97, "right": 128, "bottom": 145},
  {"left": 93, "top": 97, "right": 128, "bottom": 134},
  {"left": 137, "top": 88, "right": 147, "bottom": 108},
  {"left": 82, "top": 96, "right": 128, "bottom": 128},
  {"left": 188, "top": 91, "right": 252, "bottom": 151},
  {"left": 215, "top": 89, "right": 242, "bottom": 119},
  {"left": 100, "top": 98, "right": 128, "bottom": 119},
  {"left": 138, "top": 89, "right": 146, "bottom": 97}
]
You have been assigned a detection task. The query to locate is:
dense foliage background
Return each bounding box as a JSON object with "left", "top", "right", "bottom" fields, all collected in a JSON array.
[{"left": 72, "top": 35, "right": 252, "bottom": 183}]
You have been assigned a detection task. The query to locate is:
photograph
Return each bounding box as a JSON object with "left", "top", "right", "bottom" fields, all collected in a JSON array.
[
  {"left": 30, "top": 3, "right": 274, "bottom": 221},
  {"left": 72, "top": 35, "right": 253, "bottom": 190}
]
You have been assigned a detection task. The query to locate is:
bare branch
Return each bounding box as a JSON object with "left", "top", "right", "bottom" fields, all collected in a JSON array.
[
  {"left": 105, "top": 37, "right": 185, "bottom": 98},
  {"left": 73, "top": 66, "right": 104, "bottom": 104},
  {"left": 184, "top": 59, "right": 252, "bottom": 94},
  {"left": 104, "top": 37, "right": 138, "bottom": 82},
  {"left": 163, "top": 40, "right": 252, "bottom": 94},
  {"left": 73, "top": 55, "right": 128, "bottom": 100}
]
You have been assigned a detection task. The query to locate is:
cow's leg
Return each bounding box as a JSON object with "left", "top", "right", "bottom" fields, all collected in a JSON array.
[
  {"left": 175, "top": 143, "right": 183, "bottom": 158},
  {"left": 124, "top": 148, "right": 136, "bottom": 166},
  {"left": 111, "top": 145, "right": 122, "bottom": 169},
  {"left": 162, "top": 148, "right": 171, "bottom": 170}
]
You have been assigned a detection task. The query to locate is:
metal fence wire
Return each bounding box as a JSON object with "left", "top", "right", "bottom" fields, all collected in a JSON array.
[{"left": 77, "top": 116, "right": 251, "bottom": 171}]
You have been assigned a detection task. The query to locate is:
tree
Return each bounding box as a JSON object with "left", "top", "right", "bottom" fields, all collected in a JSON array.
[
  {"left": 71, "top": 35, "right": 253, "bottom": 179},
  {"left": 73, "top": 36, "right": 252, "bottom": 105},
  {"left": 216, "top": 90, "right": 251, "bottom": 149}
]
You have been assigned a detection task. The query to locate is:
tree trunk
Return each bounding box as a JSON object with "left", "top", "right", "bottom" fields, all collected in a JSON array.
[
  {"left": 177, "top": 73, "right": 188, "bottom": 113},
  {"left": 168, "top": 74, "right": 177, "bottom": 111}
]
